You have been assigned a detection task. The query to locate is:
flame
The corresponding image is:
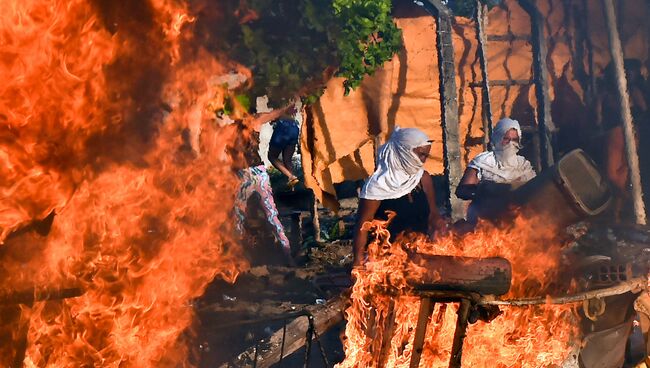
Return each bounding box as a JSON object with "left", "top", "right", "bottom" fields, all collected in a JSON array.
[
  {"left": 1, "top": 0, "right": 255, "bottom": 366},
  {"left": 338, "top": 215, "right": 579, "bottom": 367}
]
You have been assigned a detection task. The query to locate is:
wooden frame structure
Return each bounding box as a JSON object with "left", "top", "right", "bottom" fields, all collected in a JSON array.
[{"left": 420, "top": 0, "right": 465, "bottom": 221}]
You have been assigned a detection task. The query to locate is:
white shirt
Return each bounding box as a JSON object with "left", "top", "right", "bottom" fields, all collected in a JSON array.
[{"left": 468, "top": 151, "right": 536, "bottom": 184}]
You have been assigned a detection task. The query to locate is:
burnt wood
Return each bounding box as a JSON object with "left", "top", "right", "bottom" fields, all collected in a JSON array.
[
  {"left": 519, "top": 0, "right": 556, "bottom": 169},
  {"left": 409, "top": 298, "right": 435, "bottom": 368},
  {"left": 449, "top": 299, "right": 471, "bottom": 368},
  {"left": 474, "top": 1, "right": 493, "bottom": 149},
  {"left": 423, "top": 0, "right": 464, "bottom": 221},
  {"left": 0, "top": 287, "right": 83, "bottom": 306},
  {"left": 406, "top": 254, "right": 512, "bottom": 296}
]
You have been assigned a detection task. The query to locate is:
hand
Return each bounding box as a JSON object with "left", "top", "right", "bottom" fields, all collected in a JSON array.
[{"left": 428, "top": 214, "right": 449, "bottom": 239}]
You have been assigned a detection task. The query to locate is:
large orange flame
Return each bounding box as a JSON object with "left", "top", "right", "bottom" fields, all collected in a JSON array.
[
  {"left": 1, "top": 0, "right": 254, "bottom": 366},
  {"left": 338, "top": 215, "right": 579, "bottom": 367}
]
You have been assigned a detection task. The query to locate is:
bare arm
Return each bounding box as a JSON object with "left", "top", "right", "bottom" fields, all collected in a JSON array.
[
  {"left": 455, "top": 168, "right": 480, "bottom": 200},
  {"left": 352, "top": 199, "right": 381, "bottom": 267},
  {"left": 421, "top": 172, "right": 446, "bottom": 237}
]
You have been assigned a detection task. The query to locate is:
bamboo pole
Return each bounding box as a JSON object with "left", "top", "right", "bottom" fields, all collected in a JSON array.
[{"left": 601, "top": 0, "right": 647, "bottom": 225}]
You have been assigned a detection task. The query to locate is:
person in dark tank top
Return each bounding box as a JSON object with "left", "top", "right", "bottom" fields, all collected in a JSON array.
[{"left": 352, "top": 127, "right": 447, "bottom": 267}]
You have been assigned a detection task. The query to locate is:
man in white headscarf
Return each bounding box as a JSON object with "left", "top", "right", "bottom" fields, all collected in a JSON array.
[
  {"left": 352, "top": 127, "right": 446, "bottom": 266},
  {"left": 456, "top": 118, "right": 536, "bottom": 224}
]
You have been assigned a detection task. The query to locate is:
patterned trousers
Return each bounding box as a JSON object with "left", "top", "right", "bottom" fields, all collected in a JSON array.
[{"left": 235, "top": 165, "right": 291, "bottom": 255}]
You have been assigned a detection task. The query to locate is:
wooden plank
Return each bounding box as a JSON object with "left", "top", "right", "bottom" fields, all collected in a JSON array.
[
  {"left": 377, "top": 299, "right": 397, "bottom": 368},
  {"left": 601, "top": 0, "right": 647, "bottom": 225},
  {"left": 486, "top": 33, "right": 531, "bottom": 42},
  {"left": 474, "top": 0, "right": 493, "bottom": 150},
  {"left": 424, "top": 0, "right": 464, "bottom": 220},
  {"left": 519, "top": 0, "right": 556, "bottom": 169},
  {"left": 469, "top": 79, "right": 532, "bottom": 88},
  {"left": 448, "top": 299, "right": 471, "bottom": 368},
  {"left": 218, "top": 295, "right": 347, "bottom": 368},
  {"left": 409, "top": 298, "right": 435, "bottom": 368}
]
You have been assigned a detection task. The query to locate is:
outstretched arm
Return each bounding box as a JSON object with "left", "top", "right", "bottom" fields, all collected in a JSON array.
[{"left": 352, "top": 199, "right": 381, "bottom": 267}]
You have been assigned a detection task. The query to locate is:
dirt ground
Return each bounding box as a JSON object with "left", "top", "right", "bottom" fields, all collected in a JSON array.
[{"left": 196, "top": 182, "right": 357, "bottom": 367}]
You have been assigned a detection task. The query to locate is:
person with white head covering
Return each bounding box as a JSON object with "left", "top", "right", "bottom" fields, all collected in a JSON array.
[
  {"left": 456, "top": 117, "right": 536, "bottom": 224},
  {"left": 352, "top": 127, "right": 446, "bottom": 266}
]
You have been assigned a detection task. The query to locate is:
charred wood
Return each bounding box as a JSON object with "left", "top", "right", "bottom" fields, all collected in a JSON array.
[
  {"left": 218, "top": 295, "right": 346, "bottom": 368},
  {"left": 0, "top": 287, "right": 83, "bottom": 306}
]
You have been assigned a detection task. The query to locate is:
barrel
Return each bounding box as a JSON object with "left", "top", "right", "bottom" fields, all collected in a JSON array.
[{"left": 512, "top": 149, "right": 612, "bottom": 227}]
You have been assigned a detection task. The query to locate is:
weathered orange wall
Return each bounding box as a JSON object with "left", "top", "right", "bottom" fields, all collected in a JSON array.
[{"left": 301, "top": 0, "right": 650, "bottom": 209}]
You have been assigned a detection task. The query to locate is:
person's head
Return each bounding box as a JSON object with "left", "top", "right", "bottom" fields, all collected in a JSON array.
[
  {"left": 383, "top": 126, "right": 432, "bottom": 173},
  {"left": 413, "top": 144, "right": 432, "bottom": 163},
  {"left": 491, "top": 118, "right": 522, "bottom": 151}
]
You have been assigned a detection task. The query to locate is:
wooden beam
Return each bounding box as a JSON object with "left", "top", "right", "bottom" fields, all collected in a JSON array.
[
  {"left": 377, "top": 299, "right": 397, "bottom": 368},
  {"left": 409, "top": 298, "right": 435, "bottom": 368},
  {"left": 448, "top": 299, "right": 471, "bottom": 368},
  {"left": 486, "top": 33, "right": 531, "bottom": 42},
  {"left": 519, "top": 0, "right": 556, "bottom": 169},
  {"left": 474, "top": 0, "right": 494, "bottom": 150},
  {"left": 601, "top": 0, "right": 647, "bottom": 225},
  {"left": 424, "top": 0, "right": 464, "bottom": 220},
  {"left": 218, "top": 295, "right": 346, "bottom": 368},
  {"left": 469, "top": 79, "right": 533, "bottom": 88},
  {"left": 0, "top": 287, "right": 83, "bottom": 306},
  {"left": 480, "top": 276, "right": 646, "bottom": 306}
]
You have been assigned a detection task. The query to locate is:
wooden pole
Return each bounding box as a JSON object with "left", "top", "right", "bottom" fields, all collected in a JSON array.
[
  {"left": 448, "top": 299, "right": 471, "bottom": 368},
  {"left": 601, "top": 0, "right": 647, "bottom": 225},
  {"left": 479, "top": 276, "right": 646, "bottom": 306},
  {"left": 377, "top": 299, "right": 397, "bottom": 368},
  {"left": 424, "top": 0, "right": 464, "bottom": 221},
  {"left": 409, "top": 298, "right": 435, "bottom": 368},
  {"left": 519, "top": 0, "right": 556, "bottom": 169},
  {"left": 474, "top": 0, "right": 494, "bottom": 150}
]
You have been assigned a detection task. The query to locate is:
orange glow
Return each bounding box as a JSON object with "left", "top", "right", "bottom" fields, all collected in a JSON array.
[
  {"left": 1, "top": 0, "right": 252, "bottom": 366},
  {"left": 338, "top": 215, "right": 579, "bottom": 367}
]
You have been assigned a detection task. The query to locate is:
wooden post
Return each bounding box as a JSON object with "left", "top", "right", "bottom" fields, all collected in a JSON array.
[
  {"left": 519, "top": 0, "right": 556, "bottom": 169},
  {"left": 474, "top": 0, "right": 494, "bottom": 150},
  {"left": 377, "top": 299, "right": 397, "bottom": 368},
  {"left": 449, "top": 299, "right": 471, "bottom": 368},
  {"left": 601, "top": 0, "right": 647, "bottom": 225},
  {"left": 409, "top": 298, "right": 435, "bottom": 368},
  {"left": 424, "top": 0, "right": 464, "bottom": 221}
]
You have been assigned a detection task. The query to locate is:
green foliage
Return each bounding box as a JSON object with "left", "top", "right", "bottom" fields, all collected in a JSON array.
[
  {"left": 221, "top": 0, "right": 402, "bottom": 106},
  {"left": 333, "top": 0, "right": 402, "bottom": 93}
]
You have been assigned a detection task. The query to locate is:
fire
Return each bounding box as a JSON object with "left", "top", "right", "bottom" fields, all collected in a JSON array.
[
  {"left": 1, "top": 0, "right": 254, "bottom": 366},
  {"left": 338, "top": 215, "right": 579, "bottom": 367}
]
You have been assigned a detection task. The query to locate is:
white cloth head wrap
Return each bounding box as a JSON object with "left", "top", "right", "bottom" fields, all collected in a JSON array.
[
  {"left": 360, "top": 127, "right": 431, "bottom": 200},
  {"left": 490, "top": 117, "right": 521, "bottom": 151},
  {"left": 468, "top": 117, "right": 536, "bottom": 184}
]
